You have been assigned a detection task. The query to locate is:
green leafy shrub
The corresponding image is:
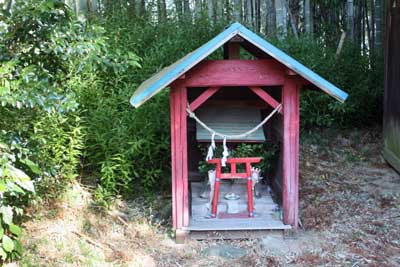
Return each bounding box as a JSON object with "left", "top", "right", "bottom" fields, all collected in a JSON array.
[
  {"left": 0, "top": 0, "right": 115, "bottom": 199},
  {"left": 269, "top": 36, "right": 384, "bottom": 128},
  {"left": 0, "top": 142, "right": 35, "bottom": 262}
]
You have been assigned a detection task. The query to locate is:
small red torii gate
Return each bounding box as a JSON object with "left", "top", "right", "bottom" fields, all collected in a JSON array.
[
  {"left": 207, "top": 157, "right": 262, "bottom": 218},
  {"left": 170, "top": 59, "right": 307, "bottom": 240}
]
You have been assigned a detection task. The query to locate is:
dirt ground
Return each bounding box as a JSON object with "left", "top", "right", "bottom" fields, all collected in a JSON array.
[{"left": 11, "top": 127, "right": 400, "bottom": 267}]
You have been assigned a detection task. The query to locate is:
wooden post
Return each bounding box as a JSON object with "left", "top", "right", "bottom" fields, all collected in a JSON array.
[
  {"left": 170, "top": 81, "right": 189, "bottom": 242},
  {"left": 282, "top": 77, "right": 300, "bottom": 230}
]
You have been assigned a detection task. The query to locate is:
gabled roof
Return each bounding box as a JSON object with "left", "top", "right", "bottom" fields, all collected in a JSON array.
[{"left": 130, "top": 22, "right": 348, "bottom": 107}]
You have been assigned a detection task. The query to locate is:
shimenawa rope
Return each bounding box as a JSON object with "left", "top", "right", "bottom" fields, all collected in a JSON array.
[{"left": 186, "top": 103, "right": 282, "bottom": 166}]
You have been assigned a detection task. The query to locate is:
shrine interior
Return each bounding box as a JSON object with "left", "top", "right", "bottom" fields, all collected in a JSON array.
[{"left": 186, "top": 86, "right": 290, "bottom": 231}]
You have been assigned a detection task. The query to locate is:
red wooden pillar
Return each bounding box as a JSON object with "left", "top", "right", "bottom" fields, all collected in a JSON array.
[
  {"left": 170, "top": 81, "right": 189, "bottom": 241},
  {"left": 282, "top": 77, "right": 300, "bottom": 230}
]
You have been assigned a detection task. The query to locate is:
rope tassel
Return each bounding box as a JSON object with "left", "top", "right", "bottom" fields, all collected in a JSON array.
[
  {"left": 206, "top": 132, "right": 216, "bottom": 161},
  {"left": 221, "top": 137, "right": 229, "bottom": 167}
]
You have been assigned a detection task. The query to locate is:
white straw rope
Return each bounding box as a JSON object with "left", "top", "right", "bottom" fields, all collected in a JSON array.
[{"left": 186, "top": 103, "right": 282, "bottom": 139}]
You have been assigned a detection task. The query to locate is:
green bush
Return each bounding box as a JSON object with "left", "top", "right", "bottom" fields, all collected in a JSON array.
[
  {"left": 269, "top": 36, "right": 384, "bottom": 128},
  {"left": 0, "top": 142, "right": 35, "bottom": 262}
]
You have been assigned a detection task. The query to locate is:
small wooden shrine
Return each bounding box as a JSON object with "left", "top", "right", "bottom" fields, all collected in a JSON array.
[{"left": 130, "top": 23, "right": 348, "bottom": 242}]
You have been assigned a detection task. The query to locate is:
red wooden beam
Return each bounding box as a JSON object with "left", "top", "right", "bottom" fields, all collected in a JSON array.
[
  {"left": 207, "top": 157, "right": 262, "bottom": 164},
  {"left": 169, "top": 84, "right": 177, "bottom": 230},
  {"left": 249, "top": 86, "right": 281, "bottom": 112},
  {"left": 282, "top": 77, "right": 300, "bottom": 230},
  {"left": 189, "top": 87, "right": 220, "bottom": 111},
  {"left": 184, "top": 59, "right": 286, "bottom": 87},
  {"left": 170, "top": 81, "right": 189, "bottom": 242}
]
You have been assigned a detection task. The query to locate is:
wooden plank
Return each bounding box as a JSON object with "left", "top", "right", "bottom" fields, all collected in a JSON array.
[
  {"left": 282, "top": 77, "right": 300, "bottom": 230},
  {"left": 185, "top": 60, "right": 285, "bottom": 87},
  {"left": 197, "top": 139, "right": 262, "bottom": 143},
  {"left": 170, "top": 81, "right": 189, "bottom": 231},
  {"left": 201, "top": 99, "right": 270, "bottom": 108},
  {"left": 169, "top": 87, "right": 177, "bottom": 229},
  {"left": 189, "top": 87, "right": 220, "bottom": 111},
  {"left": 187, "top": 217, "right": 291, "bottom": 231},
  {"left": 208, "top": 157, "right": 262, "bottom": 164},
  {"left": 180, "top": 85, "right": 189, "bottom": 228},
  {"left": 220, "top": 173, "right": 248, "bottom": 179},
  {"left": 249, "top": 86, "right": 281, "bottom": 111},
  {"left": 383, "top": 4, "right": 400, "bottom": 173},
  {"left": 195, "top": 106, "right": 266, "bottom": 142},
  {"left": 190, "top": 230, "right": 287, "bottom": 240},
  {"left": 286, "top": 69, "right": 298, "bottom": 76},
  {"left": 383, "top": 147, "right": 400, "bottom": 173},
  {"left": 224, "top": 41, "right": 242, "bottom": 59}
]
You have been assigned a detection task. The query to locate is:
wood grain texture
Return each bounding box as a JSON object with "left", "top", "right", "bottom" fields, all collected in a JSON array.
[
  {"left": 249, "top": 86, "right": 281, "bottom": 112},
  {"left": 282, "top": 77, "right": 300, "bottom": 230},
  {"left": 170, "top": 81, "right": 189, "bottom": 230},
  {"left": 185, "top": 60, "right": 285, "bottom": 87},
  {"left": 169, "top": 86, "right": 177, "bottom": 229},
  {"left": 189, "top": 87, "right": 220, "bottom": 111}
]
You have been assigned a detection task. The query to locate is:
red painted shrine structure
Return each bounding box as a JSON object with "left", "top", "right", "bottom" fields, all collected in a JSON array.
[{"left": 130, "top": 23, "right": 348, "bottom": 241}]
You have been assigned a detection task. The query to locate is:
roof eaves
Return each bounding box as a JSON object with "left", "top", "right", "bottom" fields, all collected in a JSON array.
[{"left": 130, "top": 23, "right": 242, "bottom": 108}]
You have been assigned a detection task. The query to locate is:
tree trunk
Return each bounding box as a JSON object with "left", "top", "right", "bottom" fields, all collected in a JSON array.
[
  {"left": 266, "top": 0, "right": 276, "bottom": 37},
  {"left": 183, "top": 0, "right": 191, "bottom": 20},
  {"left": 285, "top": 0, "right": 298, "bottom": 39},
  {"left": 370, "top": 0, "right": 375, "bottom": 49},
  {"left": 255, "top": 0, "right": 261, "bottom": 32},
  {"left": 246, "top": 0, "right": 252, "bottom": 26},
  {"left": 275, "top": 0, "right": 287, "bottom": 37},
  {"left": 157, "top": 0, "right": 167, "bottom": 22},
  {"left": 225, "top": 0, "right": 232, "bottom": 22},
  {"left": 128, "top": 0, "right": 136, "bottom": 17},
  {"left": 233, "top": 0, "right": 241, "bottom": 21},
  {"left": 375, "top": 0, "right": 382, "bottom": 47},
  {"left": 364, "top": 0, "right": 372, "bottom": 50},
  {"left": 362, "top": 3, "right": 366, "bottom": 51},
  {"left": 207, "top": 0, "right": 213, "bottom": 21},
  {"left": 215, "top": 0, "right": 223, "bottom": 22},
  {"left": 304, "top": 0, "right": 312, "bottom": 35},
  {"left": 346, "top": 0, "right": 355, "bottom": 41},
  {"left": 139, "top": 0, "right": 146, "bottom": 16},
  {"left": 355, "top": 1, "right": 362, "bottom": 46},
  {"left": 5, "top": 0, "right": 14, "bottom": 12},
  {"left": 175, "top": 0, "right": 183, "bottom": 20},
  {"left": 195, "top": 0, "right": 202, "bottom": 19}
]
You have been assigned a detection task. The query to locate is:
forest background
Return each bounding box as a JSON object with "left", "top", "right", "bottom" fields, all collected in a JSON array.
[{"left": 0, "top": 0, "right": 385, "bottom": 261}]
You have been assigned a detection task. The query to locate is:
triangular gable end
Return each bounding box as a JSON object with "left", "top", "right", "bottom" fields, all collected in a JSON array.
[{"left": 130, "top": 22, "right": 348, "bottom": 108}]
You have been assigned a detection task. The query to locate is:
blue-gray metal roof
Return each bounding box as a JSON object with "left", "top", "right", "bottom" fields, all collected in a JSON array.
[{"left": 130, "top": 22, "right": 348, "bottom": 107}]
